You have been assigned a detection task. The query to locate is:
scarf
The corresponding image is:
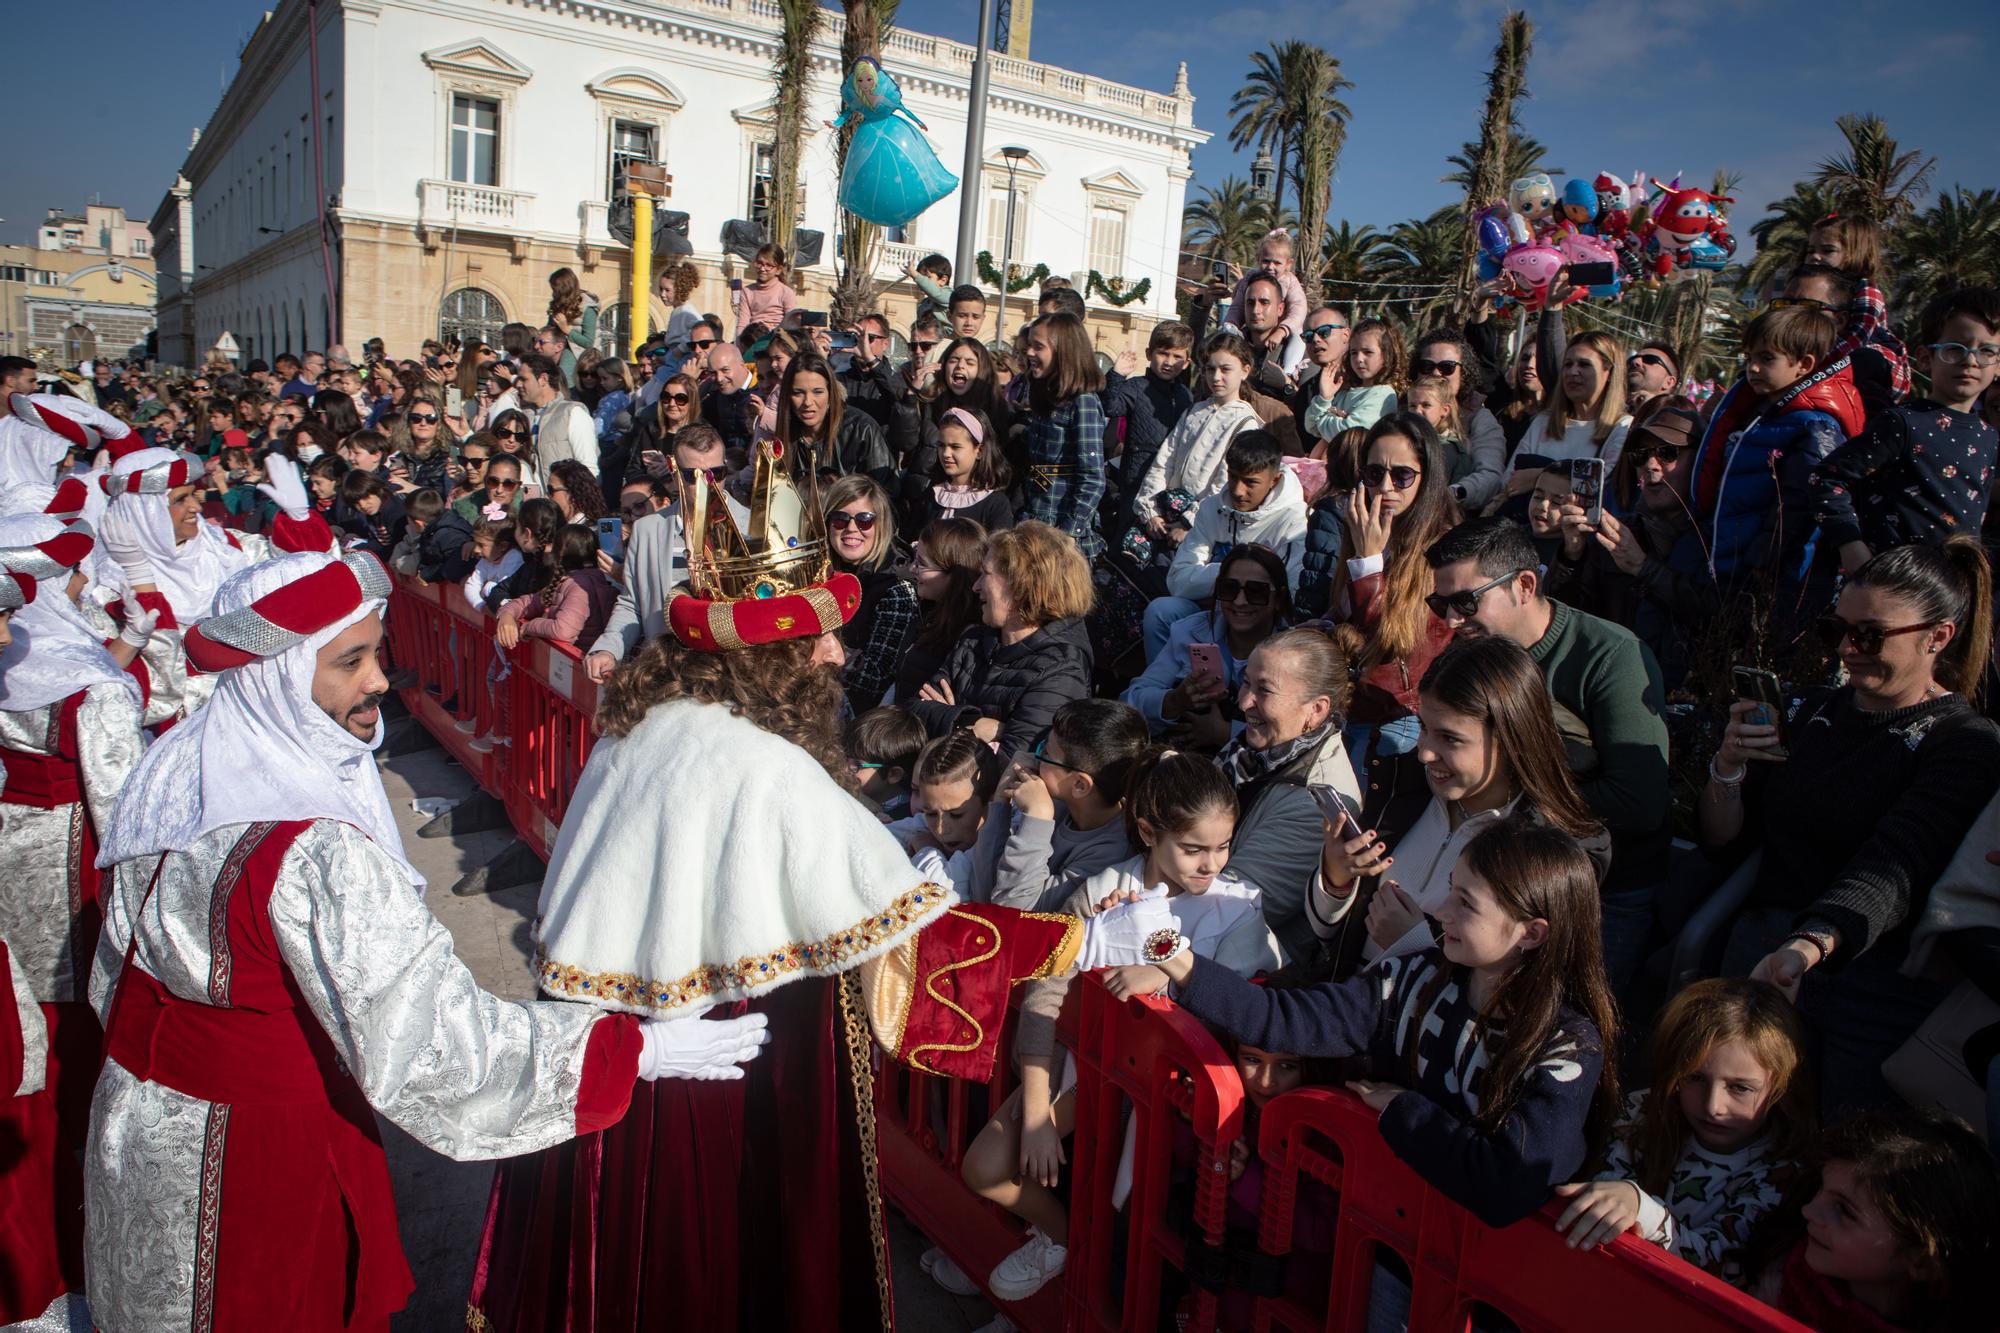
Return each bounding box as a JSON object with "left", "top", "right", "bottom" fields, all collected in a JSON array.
[{"left": 1214, "top": 721, "right": 1333, "bottom": 790}]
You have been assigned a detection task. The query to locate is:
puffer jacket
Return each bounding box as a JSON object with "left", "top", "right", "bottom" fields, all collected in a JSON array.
[
  {"left": 1688, "top": 359, "right": 1865, "bottom": 586},
  {"left": 1294, "top": 498, "right": 1347, "bottom": 620},
  {"left": 1132, "top": 398, "right": 1263, "bottom": 517},
  {"left": 910, "top": 616, "right": 1095, "bottom": 755}
]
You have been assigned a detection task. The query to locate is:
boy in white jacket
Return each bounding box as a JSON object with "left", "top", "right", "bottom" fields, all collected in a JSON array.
[{"left": 1142, "top": 431, "right": 1307, "bottom": 660}]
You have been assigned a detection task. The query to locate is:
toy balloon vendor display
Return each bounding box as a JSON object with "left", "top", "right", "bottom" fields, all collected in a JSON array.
[{"left": 835, "top": 56, "right": 959, "bottom": 228}]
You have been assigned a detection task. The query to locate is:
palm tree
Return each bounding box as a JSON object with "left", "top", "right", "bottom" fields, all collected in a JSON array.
[
  {"left": 1377, "top": 207, "right": 1464, "bottom": 325},
  {"left": 1442, "top": 134, "right": 1558, "bottom": 192},
  {"left": 1890, "top": 187, "right": 2000, "bottom": 325},
  {"left": 768, "top": 0, "right": 823, "bottom": 261},
  {"left": 1289, "top": 46, "right": 1355, "bottom": 297},
  {"left": 1741, "top": 181, "right": 1839, "bottom": 295},
  {"left": 1814, "top": 113, "right": 1936, "bottom": 227},
  {"left": 1227, "top": 42, "right": 1316, "bottom": 217},
  {"left": 830, "top": 0, "right": 900, "bottom": 324},
  {"left": 1451, "top": 11, "right": 1533, "bottom": 317},
  {"left": 1182, "top": 178, "right": 1275, "bottom": 267},
  {"left": 1319, "top": 220, "right": 1388, "bottom": 290}
]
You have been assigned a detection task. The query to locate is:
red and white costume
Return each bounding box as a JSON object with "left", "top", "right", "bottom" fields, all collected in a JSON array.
[
  {"left": 97, "top": 444, "right": 333, "bottom": 726},
  {"left": 82, "top": 550, "right": 685, "bottom": 1333},
  {"left": 0, "top": 518, "right": 147, "bottom": 1328},
  {"left": 0, "top": 395, "right": 129, "bottom": 494}
]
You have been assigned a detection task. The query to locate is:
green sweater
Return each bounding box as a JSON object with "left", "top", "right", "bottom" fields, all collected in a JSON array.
[{"left": 1527, "top": 598, "right": 1671, "bottom": 884}]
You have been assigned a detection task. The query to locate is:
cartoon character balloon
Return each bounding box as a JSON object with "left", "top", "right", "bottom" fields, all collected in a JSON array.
[
  {"left": 1500, "top": 242, "right": 1567, "bottom": 310},
  {"left": 834, "top": 57, "right": 959, "bottom": 228},
  {"left": 1559, "top": 231, "right": 1623, "bottom": 300},
  {"left": 1558, "top": 178, "right": 1598, "bottom": 234},
  {"left": 1509, "top": 173, "right": 1559, "bottom": 237},
  {"left": 1645, "top": 179, "right": 1736, "bottom": 279}
]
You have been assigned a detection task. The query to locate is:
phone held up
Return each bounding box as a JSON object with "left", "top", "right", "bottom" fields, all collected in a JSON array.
[
  {"left": 1731, "top": 666, "right": 1788, "bottom": 759},
  {"left": 1307, "top": 782, "right": 1363, "bottom": 836},
  {"left": 1569, "top": 457, "right": 1606, "bottom": 527},
  {"left": 1186, "top": 642, "right": 1225, "bottom": 691},
  {"left": 798, "top": 310, "right": 829, "bottom": 328},
  {"left": 594, "top": 516, "right": 624, "bottom": 563}
]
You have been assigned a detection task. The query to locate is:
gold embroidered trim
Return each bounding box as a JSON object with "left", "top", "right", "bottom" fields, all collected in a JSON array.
[
  {"left": 906, "top": 907, "right": 1001, "bottom": 1069},
  {"left": 535, "top": 883, "right": 949, "bottom": 1015},
  {"left": 1018, "top": 910, "right": 1083, "bottom": 978},
  {"left": 464, "top": 1304, "right": 492, "bottom": 1332}
]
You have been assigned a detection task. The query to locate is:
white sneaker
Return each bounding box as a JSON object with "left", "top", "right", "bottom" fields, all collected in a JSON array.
[
  {"left": 973, "top": 1314, "right": 1019, "bottom": 1333},
  {"left": 920, "top": 1245, "right": 980, "bottom": 1296},
  {"left": 986, "top": 1227, "right": 1066, "bottom": 1301},
  {"left": 453, "top": 717, "right": 479, "bottom": 734},
  {"left": 467, "top": 733, "right": 495, "bottom": 753}
]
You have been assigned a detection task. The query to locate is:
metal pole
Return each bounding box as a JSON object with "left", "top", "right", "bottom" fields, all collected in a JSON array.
[
  {"left": 629, "top": 189, "right": 654, "bottom": 362},
  {"left": 952, "top": 0, "right": 997, "bottom": 283},
  {"left": 998, "top": 163, "right": 1019, "bottom": 342}
]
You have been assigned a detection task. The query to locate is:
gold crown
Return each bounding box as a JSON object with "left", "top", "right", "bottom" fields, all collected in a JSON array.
[{"left": 683, "top": 437, "right": 830, "bottom": 601}]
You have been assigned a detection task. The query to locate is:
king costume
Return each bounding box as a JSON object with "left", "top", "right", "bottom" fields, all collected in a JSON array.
[
  {"left": 467, "top": 436, "right": 1082, "bottom": 1331},
  {"left": 82, "top": 549, "right": 767, "bottom": 1333}
]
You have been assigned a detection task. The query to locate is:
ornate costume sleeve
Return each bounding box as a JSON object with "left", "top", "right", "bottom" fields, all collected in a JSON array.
[
  {"left": 77, "top": 680, "right": 147, "bottom": 842},
  {"left": 2, "top": 939, "right": 48, "bottom": 1097},
  {"left": 266, "top": 822, "right": 634, "bottom": 1159}
]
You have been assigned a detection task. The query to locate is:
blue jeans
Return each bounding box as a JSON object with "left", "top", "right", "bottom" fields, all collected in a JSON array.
[
  {"left": 1342, "top": 715, "right": 1421, "bottom": 788},
  {"left": 1599, "top": 883, "right": 1656, "bottom": 1007},
  {"left": 1142, "top": 596, "right": 1201, "bottom": 663}
]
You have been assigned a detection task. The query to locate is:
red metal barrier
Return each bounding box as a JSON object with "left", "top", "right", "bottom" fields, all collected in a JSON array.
[{"left": 383, "top": 577, "right": 1815, "bottom": 1333}]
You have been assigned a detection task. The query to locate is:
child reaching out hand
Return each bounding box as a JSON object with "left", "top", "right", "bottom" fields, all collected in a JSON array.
[{"left": 1554, "top": 978, "right": 1813, "bottom": 1286}]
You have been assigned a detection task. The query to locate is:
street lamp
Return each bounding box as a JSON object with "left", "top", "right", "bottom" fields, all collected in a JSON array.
[{"left": 998, "top": 145, "right": 1029, "bottom": 342}]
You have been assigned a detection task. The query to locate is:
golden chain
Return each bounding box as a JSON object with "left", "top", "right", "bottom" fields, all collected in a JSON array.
[{"left": 839, "top": 970, "right": 896, "bottom": 1330}]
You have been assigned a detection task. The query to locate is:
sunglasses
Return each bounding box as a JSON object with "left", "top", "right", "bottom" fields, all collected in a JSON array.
[
  {"left": 495, "top": 426, "right": 527, "bottom": 439},
  {"left": 1628, "top": 352, "right": 1674, "bottom": 373},
  {"left": 1360, "top": 463, "right": 1422, "bottom": 490},
  {"left": 1625, "top": 441, "right": 1683, "bottom": 467},
  {"left": 1214, "top": 577, "right": 1275, "bottom": 607},
  {"left": 461, "top": 454, "right": 491, "bottom": 467},
  {"left": 691, "top": 339, "right": 718, "bottom": 351},
  {"left": 1305, "top": 322, "right": 1348, "bottom": 340},
  {"left": 914, "top": 342, "right": 938, "bottom": 355},
  {"left": 1411, "top": 358, "right": 1461, "bottom": 377},
  {"left": 408, "top": 413, "right": 439, "bottom": 424},
  {"left": 1813, "top": 614, "right": 1939, "bottom": 656},
  {"left": 1424, "top": 568, "right": 1525, "bottom": 621},
  {"left": 490, "top": 477, "right": 521, "bottom": 491},
  {"left": 1765, "top": 296, "right": 1835, "bottom": 314},
  {"left": 678, "top": 465, "right": 728, "bottom": 484},
  {"left": 664, "top": 392, "right": 692, "bottom": 405},
  {"left": 828, "top": 510, "right": 878, "bottom": 531},
  {"left": 620, "top": 503, "right": 652, "bottom": 520}
]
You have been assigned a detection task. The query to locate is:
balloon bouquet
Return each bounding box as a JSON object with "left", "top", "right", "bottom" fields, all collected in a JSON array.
[{"left": 1475, "top": 168, "right": 1737, "bottom": 312}]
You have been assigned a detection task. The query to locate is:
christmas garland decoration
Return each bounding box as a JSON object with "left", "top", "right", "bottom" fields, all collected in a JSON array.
[
  {"left": 1086, "top": 270, "right": 1152, "bottom": 307},
  {"left": 975, "top": 250, "right": 1051, "bottom": 295}
]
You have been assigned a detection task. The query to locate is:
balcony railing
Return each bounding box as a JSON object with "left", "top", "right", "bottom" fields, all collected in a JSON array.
[{"left": 418, "top": 179, "right": 535, "bottom": 234}]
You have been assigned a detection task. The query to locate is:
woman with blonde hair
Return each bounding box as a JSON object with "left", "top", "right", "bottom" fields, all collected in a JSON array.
[
  {"left": 912, "top": 520, "right": 1095, "bottom": 753},
  {"left": 823, "top": 474, "right": 917, "bottom": 711},
  {"left": 1501, "top": 329, "right": 1630, "bottom": 498}
]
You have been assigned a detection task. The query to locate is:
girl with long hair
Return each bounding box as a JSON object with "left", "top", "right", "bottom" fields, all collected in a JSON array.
[
  {"left": 1502, "top": 329, "right": 1630, "bottom": 498},
  {"left": 897, "top": 335, "right": 1014, "bottom": 502},
  {"left": 892, "top": 517, "right": 986, "bottom": 704},
  {"left": 387, "top": 390, "right": 454, "bottom": 495},
  {"left": 774, "top": 350, "right": 893, "bottom": 485},
  {"left": 546, "top": 459, "right": 605, "bottom": 525},
  {"left": 915, "top": 405, "right": 1012, "bottom": 533},
  {"left": 823, "top": 474, "right": 917, "bottom": 712},
  {"left": 488, "top": 407, "right": 538, "bottom": 489},
  {"left": 1017, "top": 312, "right": 1107, "bottom": 556}
]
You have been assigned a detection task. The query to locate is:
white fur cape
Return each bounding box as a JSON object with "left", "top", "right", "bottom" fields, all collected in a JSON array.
[{"left": 533, "top": 697, "right": 950, "bottom": 1018}]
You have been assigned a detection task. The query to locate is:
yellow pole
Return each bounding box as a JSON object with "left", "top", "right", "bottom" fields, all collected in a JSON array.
[{"left": 628, "top": 189, "right": 654, "bottom": 362}]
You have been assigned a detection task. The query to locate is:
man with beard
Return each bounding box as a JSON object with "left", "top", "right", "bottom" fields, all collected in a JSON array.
[
  {"left": 83, "top": 549, "right": 769, "bottom": 1332},
  {"left": 470, "top": 436, "right": 1085, "bottom": 1331}
]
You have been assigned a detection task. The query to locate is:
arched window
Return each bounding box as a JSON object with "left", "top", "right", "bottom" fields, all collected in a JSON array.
[
  {"left": 439, "top": 287, "right": 505, "bottom": 348},
  {"left": 597, "top": 301, "right": 629, "bottom": 358},
  {"left": 64, "top": 324, "right": 97, "bottom": 365}
]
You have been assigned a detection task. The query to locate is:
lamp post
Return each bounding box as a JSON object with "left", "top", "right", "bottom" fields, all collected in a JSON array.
[
  {"left": 998, "top": 145, "right": 1029, "bottom": 343},
  {"left": 951, "top": 0, "right": 997, "bottom": 282}
]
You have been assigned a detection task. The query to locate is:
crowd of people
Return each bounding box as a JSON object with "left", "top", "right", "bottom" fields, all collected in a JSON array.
[{"left": 4, "top": 211, "right": 2000, "bottom": 1333}]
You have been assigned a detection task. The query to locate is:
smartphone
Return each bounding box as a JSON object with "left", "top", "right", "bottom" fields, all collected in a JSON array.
[
  {"left": 1185, "top": 642, "right": 1224, "bottom": 691},
  {"left": 1210, "top": 260, "right": 1231, "bottom": 284},
  {"left": 1307, "top": 783, "right": 1363, "bottom": 834},
  {"left": 595, "top": 516, "right": 625, "bottom": 563},
  {"left": 798, "top": 310, "right": 829, "bottom": 328},
  {"left": 1567, "top": 261, "right": 1616, "bottom": 288},
  {"left": 1570, "top": 457, "right": 1606, "bottom": 526},
  {"left": 637, "top": 448, "right": 665, "bottom": 474},
  {"left": 444, "top": 386, "right": 465, "bottom": 416},
  {"left": 1731, "top": 666, "right": 1788, "bottom": 758}
]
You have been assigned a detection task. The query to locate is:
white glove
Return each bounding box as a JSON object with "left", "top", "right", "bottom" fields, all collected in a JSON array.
[
  {"left": 117, "top": 590, "right": 159, "bottom": 648},
  {"left": 1077, "top": 885, "right": 1189, "bottom": 971},
  {"left": 97, "top": 504, "right": 155, "bottom": 585},
  {"left": 256, "top": 455, "right": 313, "bottom": 522},
  {"left": 635, "top": 1010, "right": 770, "bottom": 1081}
]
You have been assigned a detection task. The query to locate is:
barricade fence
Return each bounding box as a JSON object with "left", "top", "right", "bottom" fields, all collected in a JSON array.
[{"left": 381, "top": 575, "right": 1813, "bottom": 1333}]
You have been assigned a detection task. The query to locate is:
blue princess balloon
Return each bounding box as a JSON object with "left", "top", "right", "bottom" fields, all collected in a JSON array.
[{"left": 835, "top": 57, "right": 959, "bottom": 228}]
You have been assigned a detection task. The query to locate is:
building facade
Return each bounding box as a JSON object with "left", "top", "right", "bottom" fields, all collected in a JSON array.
[
  {"left": 159, "top": 0, "right": 1207, "bottom": 368},
  {"left": 1, "top": 203, "right": 159, "bottom": 367}
]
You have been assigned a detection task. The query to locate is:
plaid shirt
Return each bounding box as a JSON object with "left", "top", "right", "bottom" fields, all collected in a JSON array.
[
  {"left": 1833, "top": 277, "right": 1912, "bottom": 400},
  {"left": 1020, "top": 391, "right": 1107, "bottom": 557},
  {"left": 843, "top": 575, "right": 919, "bottom": 710}
]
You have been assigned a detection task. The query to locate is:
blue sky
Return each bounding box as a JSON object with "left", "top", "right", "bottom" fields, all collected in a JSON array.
[{"left": 6, "top": 0, "right": 1991, "bottom": 254}]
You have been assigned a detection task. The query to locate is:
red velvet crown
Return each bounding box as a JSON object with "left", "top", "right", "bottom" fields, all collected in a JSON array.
[{"left": 667, "top": 570, "right": 862, "bottom": 653}]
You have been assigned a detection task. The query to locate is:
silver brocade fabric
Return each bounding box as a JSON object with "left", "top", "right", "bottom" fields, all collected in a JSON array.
[
  {"left": 84, "top": 819, "right": 606, "bottom": 1333},
  {"left": 0, "top": 683, "right": 145, "bottom": 1002}
]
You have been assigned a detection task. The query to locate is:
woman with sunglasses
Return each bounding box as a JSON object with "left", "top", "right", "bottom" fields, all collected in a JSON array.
[
  {"left": 1704, "top": 536, "right": 2000, "bottom": 1116},
  {"left": 1302, "top": 414, "right": 1457, "bottom": 774},
  {"left": 824, "top": 475, "right": 917, "bottom": 712},
  {"left": 488, "top": 407, "right": 538, "bottom": 491},
  {"left": 387, "top": 390, "right": 455, "bottom": 495},
  {"left": 1545, "top": 396, "right": 1716, "bottom": 687},
  {"left": 1124, "top": 544, "right": 1292, "bottom": 744},
  {"left": 1410, "top": 329, "right": 1506, "bottom": 512},
  {"left": 891, "top": 517, "right": 987, "bottom": 706},
  {"left": 622, "top": 373, "right": 700, "bottom": 488}
]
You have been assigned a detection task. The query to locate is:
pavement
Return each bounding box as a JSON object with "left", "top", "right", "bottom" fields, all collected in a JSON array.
[{"left": 375, "top": 725, "right": 1004, "bottom": 1332}]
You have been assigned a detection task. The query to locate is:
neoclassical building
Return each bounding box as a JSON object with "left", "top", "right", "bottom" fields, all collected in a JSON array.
[{"left": 159, "top": 0, "right": 1208, "bottom": 367}]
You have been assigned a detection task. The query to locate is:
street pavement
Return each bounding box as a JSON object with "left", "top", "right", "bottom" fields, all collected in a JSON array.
[{"left": 377, "top": 730, "right": 998, "bottom": 1331}]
